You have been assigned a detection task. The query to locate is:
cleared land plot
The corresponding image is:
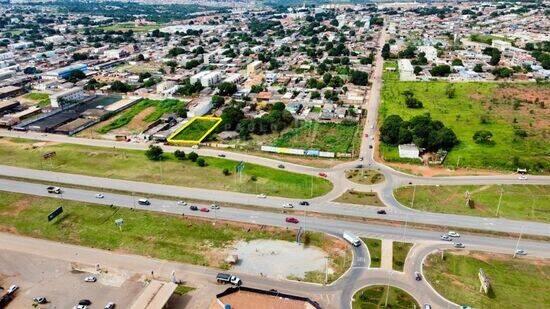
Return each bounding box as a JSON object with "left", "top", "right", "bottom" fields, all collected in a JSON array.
[
  {"left": 116, "top": 62, "right": 162, "bottom": 74},
  {"left": 98, "top": 99, "right": 183, "bottom": 134},
  {"left": 170, "top": 118, "right": 220, "bottom": 142},
  {"left": 352, "top": 285, "right": 419, "bottom": 309},
  {"left": 274, "top": 121, "right": 361, "bottom": 154},
  {"left": 380, "top": 61, "right": 549, "bottom": 173},
  {"left": 0, "top": 138, "right": 332, "bottom": 198},
  {"left": 392, "top": 241, "right": 413, "bottom": 271},
  {"left": 362, "top": 238, "right": 382, "bottom": 268},
  {"left": 424, "top": 250, "right": 550, "bottom": 308},
  {"left": 394, "top": 185, "right": 550, "bottom": 223},
  {"left": 23, "top": 92, "right": 50, "bottom": 107},
  {"left": 334, "top": 190, "right": 384, "bottom": 206},
  {"left": 345, "top": 169, "right": 385, "bottom": 184},
  {"left": 98, "top": 22, "right": 160, "bottom": 32}
]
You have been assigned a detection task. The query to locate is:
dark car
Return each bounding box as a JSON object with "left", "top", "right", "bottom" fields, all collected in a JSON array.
[
  {"left": 218, "top": 154, "right": 226, "bottom": 157},
  {"left": 278, "top": 164, "right": 285, "bottom": 169},
  {"left": 377, "top": 209, "right": 387, "bottom": 215},
  {"left": 299, "top": 201, "right": 310, "bottom": 206},
  {"left": 368, "top": 145, "right": 373, "bottom": 149},
  {"left": 79, "top": 299, "right": 92, "bottom": 306},
  {"left": 285, "top": 217, "right": 299, "bottom": 224},
  {"left": 189, "top": 205, "right": 198, "bottom": 211},
  {"left": 414, "top": 272, "right": 422, "bottom": 281}
]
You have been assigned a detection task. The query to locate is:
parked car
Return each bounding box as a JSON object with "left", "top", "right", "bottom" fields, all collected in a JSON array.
[
  {"left": 84, "top": 276, "right": 97, "bottom": 282},
  {"left": 95, "top": 193, "right": 104, "bottom": 199},
  {"left": 137, "top": 198, "right": 150, "bottom": 206},
  {"left": 447, "top": 231, "right": 460, "bottom": 237},
  {"left": 440, "top": 235, "right": 452, "bottom": 241},
  {"left": 33, "top": 297, "right": 48, "bottom": 304},
  {"left": 257, "top": 194, "right": 267, "bottom": 198},
  {"left": 200, "top": 207, "right": 210, "bottom": 212},
  {"left": 7, "top": 285, "right": 18, "bottom": 294},
  {"left": 189, "top": 205, "right": 198, "bottom": 211},
  {"left": 104, "top": 302, "right": 116, "bottom": 309},
  {"left": 359, "top": 157, "right": 363, "bottom": 161},
  {"left": 355, "top": 164, "right": 363, "bottom": 168},
  {"left": 377, "top": 209, "right": 386, "bottom": 215},
  {"left": 365, "top": 133, "right": 369, "bottom": 137},
  {"left": 299, "top": 201, "right": 309, "bottom": 206},
  {"left": 177, "top": 200, "right": 187, "bottom": 206},
  {"left": 318, "top": 172, "right": 327, "bottom": 177},
  {"left": 75, "top": 305, "right": 88, "bottom": 309},
  {"left": 282, "top": 203, "right": 294, "bottom": 208},
  {"left": 216, "top": 273, "right": 242, "bottom": 286},
  {"left": 454, "top": 243, "right": 465, "bottom": 248},
  {"left": 515, "top": 249, "right": 527, "bottom": 256},
  {"left": 278, "top": 164, "right": 285, "bottom": 169},
  {"left": 285, "top": 217, "right": 299, "bottom": 224},
  {"left": 414, "top": 272, "right": 422, "bottom": 281},
  {"left": 46, "top": 186, "right": 62, "bottom": 194},
  {"left": 210, "top": 204, "right": 220, "bottom": 210}
]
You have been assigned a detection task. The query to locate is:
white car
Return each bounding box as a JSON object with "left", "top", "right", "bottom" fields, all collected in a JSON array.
[
  {"left": 515, "top": 249, "right": 527, "bottom": 256},
  {"left": 74, "top": 306, "right": 87, "bottom": 309},
  {"left": 440, "top": 235, "right": 452, "bottom": 241},
  {"left": 518, "top": 175, "right": 527, "bottom": 180},
  {"left": 104, "top": 302, "right": 116, "bottom": 309},
  {"left": 282, "top": 203, "right": 294, "bottom": 209},
  {"left": 211, "top": 204, "right": 220, "bottom": 210},
  {"left": 95, "top": 193, "right": 104, "bottom": 199},
  {"left": 453, "top": 242, "right": 465, "bottom": 248},
  {"left": 84, "top": 276, "right": 97, "bottom": 282},
  {"left": 7, "top": 284, "right": 18, "bottom": 294},
  {"left": 257, "top": 194, "right": 267, "bottom": 199},
  {"left": 177, "top": 200, "right": 187, "bottom": 206},
  {"left": 447, "top": 231, "right": 460, "bottom": 237}
]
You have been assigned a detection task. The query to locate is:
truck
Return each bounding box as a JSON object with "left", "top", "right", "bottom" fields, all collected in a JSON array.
[
  {"left": 216, "top": 273, "right": 242, "bottom": 286},
  {"left": 47, "top": 186, "right": 62, "bottom": 194},
  {"left": 343, "top": 231, "right": 361, "bottom": 247}
]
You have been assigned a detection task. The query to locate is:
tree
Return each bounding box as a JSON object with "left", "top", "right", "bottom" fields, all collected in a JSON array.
[
  {"left": 174, "top": 150, "right": 186, "bottom": 160},
  {"left": 350, "top": 70, "right": 369, "bottom": 86},
  {"left": 66, "top": 70, "right": 86, "bottom": 82},
  {"left": 272, "top": 102, "right": 285, "bottom": 111},
  {"left": 380, "top": 115, "right": 403, "bottom": 145},
  {"left": 221, "top": 106, "right": 244, "bottom": 130},
  {"left": 414, "top": 66, "right": 422, "bottom": 75},
  {"left": 451, "top": 58, "right": 463, "bottom": 66},
  {"left": 403, "top": 91, "right": 423, "bottom": 108},
  {"left": 445, "top": 84, "right": 456, "bottom": 99},
  {"left": 211, "top": 95, "right": 225, "bottom": 108},
  {"left": 137, "top": 53, "right": 145, "bottom": 61},
  {"left": 310, "top": 91, "right": 321, "bottom": 99},
  {"left": 72, "top": 53, "right": 88, "bottom": 61},
  {"left": 398, "top": 45, "right": 416, "bottom": 59},
  {"left": 322, "top": 72, "right": 332, "bottom": 85},
  {"left": 110, "top": 81, "right": 132, "bottom": 93},
  {"left": 473, "top": 130, "right": 494, "bottom": 144},
  {"left": 145, "top": 145, "right": 163, "bottom": 161},
  {"left": 250, "top": 84, "right": 264, "bottom": 93},
  {"left": 223, "top": 168, "right": 230, "bottom": 175},
  {"left": 492, "top": 67, "right": 513, "bottom": 78},
  {"left": 330, "top": 19, "right": 339, "bottom": 27},
  {"left": 188, "top": 151, "right": 199, "bottom": 162},
  {"left": 473, "top": 63, "right": 483, "bottom": 73},
  {"left": 217, "top": 82, "right": 237, "bottom": 96},
  {"left": 382, "top": 43, "right": 391, "bottom": 59},
  {"left": 430, "top": 65, "right": 451, "bottom": 77},
  {"left": 483, "top": 47, "right": 501, "bottom": 65},
  {"left": 196, "top": 158, "right": 206, "bottom": 167}
]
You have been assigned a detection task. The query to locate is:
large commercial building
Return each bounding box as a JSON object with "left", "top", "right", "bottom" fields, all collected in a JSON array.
[
  {"left": 44, "top": 63, "right": 88, "bottom": 80},
  {"left": 50, "top": 87, "right": 86, "bottom": 108}
]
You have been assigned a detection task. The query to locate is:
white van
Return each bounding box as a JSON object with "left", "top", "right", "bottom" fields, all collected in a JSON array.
[
  {"left": 138, "top": 198, "right": 150, "bottom": 205},
  {"left": 343, "top": 231, "right": 361, "bottom": 247}
]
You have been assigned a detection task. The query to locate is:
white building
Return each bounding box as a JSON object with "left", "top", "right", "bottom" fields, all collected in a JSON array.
[
  {"left": 0, "top": 52, "right": 14, "bottom": 61},
  {"left": 418, "top": 46, "right": 438, "bottom": 62},
  {"left": 190, "top": 71, "right": 211, "bottom": 85},
  {"left": 247, "top": 60, "right": 262, "bottom": 76},
  {"left": 398, "top": 59, "right": 415, "bottom": 81},
  {"left": 200, "top": 71, "right": 222, "bottom": 87},
  {"left": 265, "top": 72, "right": 277, "bottom": 84},
  {"left": 44, "top": 35, "right": 65, "bottom": 45},
  {"left": 492, "top": 39, "right": 512, "bottom": 51},
  {"left": 223, "top": 73, "right": 243, "bottom": 84},
  {"left": 50, "top": 87, "right": 85, "bottom": 108},
  {"left": 398, "top": 144, "right": 420, "bottom": 159},
  {"left": 187, "top": 96, "right": 212, "bottom": 118}
]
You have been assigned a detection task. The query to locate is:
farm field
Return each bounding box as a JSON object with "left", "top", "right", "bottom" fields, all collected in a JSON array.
[
  {"left": 97, "top": 98, "right": 184, "bottom": 134},
  {"left": 0, "top": 138, "right": 332, "bottom": 198},
  {"left": 352, "top": 285, "right": 419, "bottom": 309},
  {"left": 170, "top": 117, "right": 220, "bottom": 142},
  {"left": 273, "top": 120, "right": 361, "bottom": 154},
  {"left": 424, "top": 250, "right": 550, "bottom": 308},
  {"left": 362, "top": 238, "right": 382, "bottom": 268},
  {"left": 394, "top": 184, "right": 550, "bottom": 223},
  {"left": 380, "top": 61, "right": 549, "bottom": 173}
]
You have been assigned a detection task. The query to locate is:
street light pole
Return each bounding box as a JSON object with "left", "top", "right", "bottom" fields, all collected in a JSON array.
[
  {"left": 496, "top": 186, "right": 504, "bottom": 217},
  {"left": 411, "top": 185, "right": 417, "bottom": 208},
  {"left": 513, "top": 226, "right": 523, "bottom": 258}
]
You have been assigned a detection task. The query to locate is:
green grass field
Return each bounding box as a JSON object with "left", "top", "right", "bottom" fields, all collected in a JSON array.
[
  {"left": 334, "top": 190, "right": 384, "bottom": 207},
  {"left": 98, "top": 99, "right": 183, "bottom": 133},
  {"left": 424, "top": 250, "right": 550, "bottom": 308},
  {"left": 380, "top": 61, "right": 549, "bottom": 173},
  {"left": 171, "top": 118, "right": 220, "bottom": 141},
  {"left": 352, "top": 285, "right": 419, "bottom": 309},
  {"left": 274, "top": 121, "right": 361, "bottom": 154},
  {"left": 345, "top": 169, "right": 385, "bottom": 184},
  {"left": 394, "top": 185, "right": 550, "bottom": 223},
  {"left": 0, "top": 138, "right": 332, "bottom": 198},
  {"left": 24, "top": 92, "right": 50, "bottom": 107},
  {"left": 362, "top": 238, "right": 382, "bottom": 268},
  {"left": 0, "top": 191, "right": 300, "bottom": 267},
  {"left": 393, "top": 241, "right": 413, "bottom": 271},
  {"left": 98, "top": 22, "right": 160, "bottom": 32}
]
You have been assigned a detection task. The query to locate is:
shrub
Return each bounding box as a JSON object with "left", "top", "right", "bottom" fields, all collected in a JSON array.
[
  {"left": 473, "top": 130, "right": 494, "bottom": 144},
  {"left": 145, "top": 145, "right": 163, "bottom": 161},
  {"left": 174, "top": 150, "right": 186, "bottom": 160},
  {"left": 188, "top": 151, "right": 199, "bottom": 162},
  {"left": 196, "top": 158, "right": 206, "bottom": 167},
  {"left": 222, "top": 168, "right": 230, "bottom": 176}
]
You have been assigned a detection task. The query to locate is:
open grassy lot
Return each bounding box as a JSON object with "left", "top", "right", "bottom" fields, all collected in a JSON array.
[
  {"left": 98, "top": 99, "right": 183, "bottom": 134},
  {"left": 116, "top": 62, "right": 162, "bottom": 74},
  {"left": 394, "top": 185, "right": 550, "bottom": 223},
  {"left": 362, "top": 238, "right": 382, "bottom": 268},
  {"left": 171, "top": 118, "right": 220, "bottom": 141},
  {"left": 424, "top": 250, "right": 550, "bottom": 308},
  {"left": 0, "top": 191, "right": 306, "bottom": 267},
  {"left": 0, "top": 138, "right": 332, "bottom": 198},
  {"left": 23, "top": 92, "right": 50, "bottom": 107},
  {"left": 98, "top": 22, "right": 160, "bottom": 32},
  {"left": 352, "top": 285, "right": 419, "bottom": 309},
  {"left": 380, "top": 61, "right": 549, "bottom": 173},
  {"left": 333, "top": 190, "right": 384, "bottom": 207},
  {"left": 274, "top": 121, "right": 361, "bottom": 154},
  {"left": 345, "top": 169, "right": 385, "bottom": 184},
  {"left": 392, "top": 242, "right": 413, "bottom": 271}
]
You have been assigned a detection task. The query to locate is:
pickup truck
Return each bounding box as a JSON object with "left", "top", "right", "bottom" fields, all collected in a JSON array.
[
  {"left": 216, "top": 273, "right": 242, "bottom": 286},
  {"left": 47, "top": 186, "right": 62, "bottom": 194}
]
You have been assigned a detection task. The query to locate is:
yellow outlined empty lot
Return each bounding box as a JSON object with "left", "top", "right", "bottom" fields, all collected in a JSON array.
[{"left": 167, "top": 116, "right": 222, "bottom": 145}]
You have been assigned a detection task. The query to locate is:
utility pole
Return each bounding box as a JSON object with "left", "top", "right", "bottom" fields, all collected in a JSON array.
[{"left": 495, "top": 186, "right": 504, "bottom": 217}]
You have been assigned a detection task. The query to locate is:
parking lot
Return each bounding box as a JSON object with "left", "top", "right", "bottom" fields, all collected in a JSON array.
[{"left": 0, "top": 249, "right": 144, "bottom": 308}]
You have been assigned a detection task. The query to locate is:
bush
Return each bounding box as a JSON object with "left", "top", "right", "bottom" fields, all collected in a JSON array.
[
  {"left": 145, "top": 145, "right": 163, "bottom": 161},
  {"left": 473, "top": 130, "right": 494, "bottom": 144},
  {"left": 250, "top": 175, "right": 257, "bottom": 181},
  {"left": 174, "top": 150, "right": 186, "bottom": 160},
  {"left": 430, "top": 65, "right": 451, "bottom": 77},
  {"left": 188, "top": 151, "right": 199, "bottom": 162},
  {"left": 196, "top": 158, "right": 206, "bottom": 167},
  {"left": 222, "top": 168, "right": 230, "bottom": 176}
]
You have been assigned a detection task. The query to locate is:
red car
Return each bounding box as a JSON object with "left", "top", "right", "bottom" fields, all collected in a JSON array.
[
  {"left": 285, "top": 217, "right": 299, "bottom": 224},
  {"left": 365, "top": 133, "right": 369, "bottom": 137},
  {"left": 318, "top": 172, "right": 327, "bottom": 177},
  {"left": 200, "top": 207, "right": 210, "bottom": 212}
]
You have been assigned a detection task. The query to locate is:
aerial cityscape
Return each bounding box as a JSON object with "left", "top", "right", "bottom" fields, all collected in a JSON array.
[{"left": 0, "top": 0, "right": 548, "bottom": 308}]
